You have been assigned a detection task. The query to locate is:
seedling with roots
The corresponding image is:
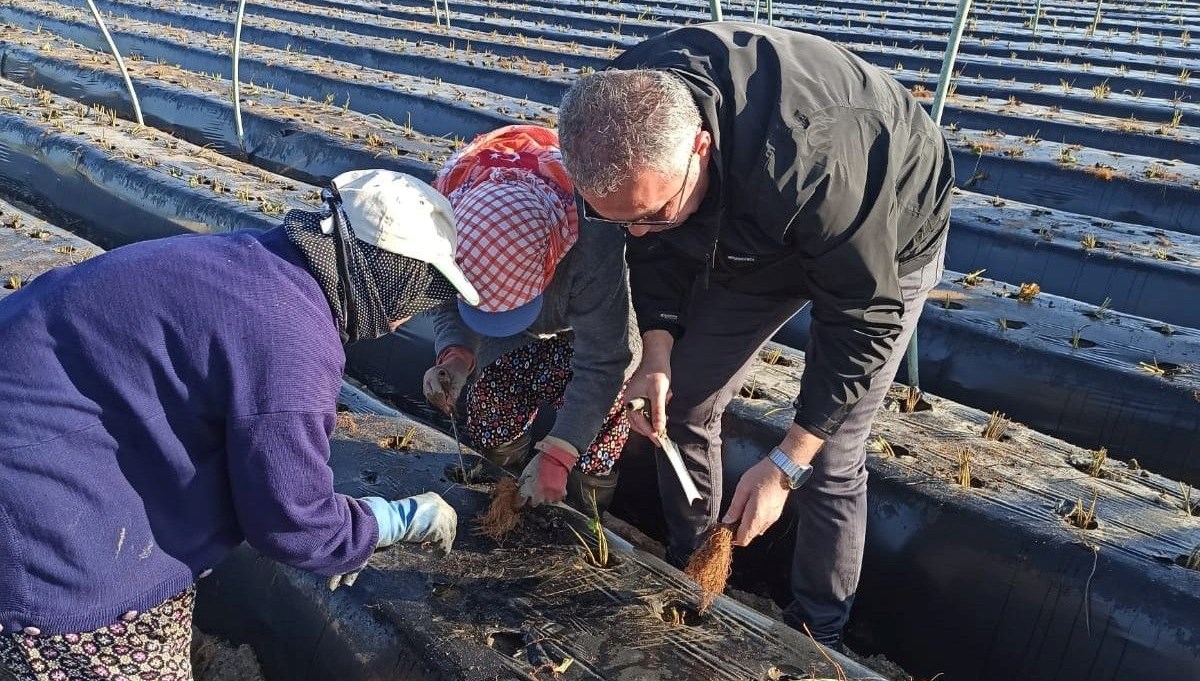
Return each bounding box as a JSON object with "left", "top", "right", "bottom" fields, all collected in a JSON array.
[
  {"left": 567, "top": 489, "right": 610, "bottom": 568},
  {"left": 1081, "top": 234, "right": 1098, "bottom": 249},
  {"left": 475, "top": 477, "right": 522, "bottom": 542},
  {"left": 960, "top": 269, "right": 986, "bottom": 286},
  {"left": 1181, "top": 482, "right": 1195, "bottom": 516},
  {"left": 982, "top": 411, "right": 1010, "bottom": 440},
  {"left": 684, "top": 523, "right": 734, "bottom": 612}
]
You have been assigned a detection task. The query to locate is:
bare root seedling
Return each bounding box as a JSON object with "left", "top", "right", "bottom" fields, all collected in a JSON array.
[
  {"left": 475, "top": 477, "right": 523, "bottom": 543},
  {"left": 685, "top": 524, "right": 734, "bottom": 613}
]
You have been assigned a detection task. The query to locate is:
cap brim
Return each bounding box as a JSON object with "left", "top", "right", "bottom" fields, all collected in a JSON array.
[
  {"left": 459, "top": 295, "right": 543, "bottom": 337},
  {"left": 432, "top": 259, "right": 481, "bottom": 306}
]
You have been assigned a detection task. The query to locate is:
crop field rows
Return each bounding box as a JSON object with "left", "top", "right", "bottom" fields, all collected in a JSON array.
[{"left": 0, "top": 0, "right": 1197, "bottom": 679}]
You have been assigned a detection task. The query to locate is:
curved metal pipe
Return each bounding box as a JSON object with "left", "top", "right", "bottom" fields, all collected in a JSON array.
[
  {"left": 84, "top": 0, "right": 144, "bottom": 126},
  {"left": 232, "top": 0, "right": 247, "bottom": 151}
]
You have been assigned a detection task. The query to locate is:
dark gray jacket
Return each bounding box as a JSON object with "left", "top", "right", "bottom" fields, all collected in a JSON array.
[
  {"left": 432, "top": 221, "right": 640, "bottom": 454},
  {"left": 612, "top": 22, "right": 954, "bottom": 438}
]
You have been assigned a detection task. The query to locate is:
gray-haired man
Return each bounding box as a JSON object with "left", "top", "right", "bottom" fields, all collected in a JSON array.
[{"left": 558, "top": 22, "right": 954, "bottom": 647}]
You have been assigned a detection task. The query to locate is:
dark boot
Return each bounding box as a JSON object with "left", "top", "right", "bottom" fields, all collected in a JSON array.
[
  {"left": 565, "top": 466, "right": 619, "bottom": 519},
  {"left": 479, "top": 431, "right": 531, "bottom": 472}
]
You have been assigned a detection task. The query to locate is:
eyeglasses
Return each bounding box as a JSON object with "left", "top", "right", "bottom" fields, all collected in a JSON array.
[{"left": 579, "top": 151, "right": 695, "bottom": 231}]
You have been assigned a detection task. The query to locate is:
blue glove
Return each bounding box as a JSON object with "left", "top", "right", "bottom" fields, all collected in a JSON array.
[{"left": 359, "top": 492, "right": 457, "bottom": 555}]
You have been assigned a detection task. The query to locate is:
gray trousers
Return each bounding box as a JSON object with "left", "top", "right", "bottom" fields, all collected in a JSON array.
[{"left": 657, "top": 241, "right": 945, "bottom": 644}]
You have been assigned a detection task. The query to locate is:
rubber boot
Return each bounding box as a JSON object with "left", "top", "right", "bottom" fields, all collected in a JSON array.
[
  {"left": 480, "top": 430, "right": 531, "bottom": 473},
  {"left": 564, "top": 466, "right": 619, "bottom": 519}
]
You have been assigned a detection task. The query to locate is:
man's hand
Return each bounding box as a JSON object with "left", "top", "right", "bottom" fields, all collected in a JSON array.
[
  {"left": 723, "top": 424, "right": 824, "bottom": 546},
  {"left": 422, "top": 347, "right": 474, "bottom": 415},
  {"left": 625, "top": 330, "right": 675, "bottom": 445},
  {"left": 723, "top": 459, "right": 790, "bottom": 546}
]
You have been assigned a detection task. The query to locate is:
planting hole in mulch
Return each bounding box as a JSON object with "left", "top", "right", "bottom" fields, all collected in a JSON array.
[
  {"left": 739, "top": 383, "right": 770, "bottom": 400},
  {"left": 939, "top": 300, "right": 966, "bottom": 311},
  {"left": 1174, "top": 550, "right": 1200, "bottom": 572},
  {"left": 1067, "top": 336, "right": 1099, "bottom": 349},
  {"left": 1057, "top": 498, "right": 1100, "bottom": 530},
  {"left": 445, "top": 461, "right": 486, "bottom": 484},
  {"left": 887, "top": 386, "right": 933, "bottom": 414},
  {"left": 656, "top": 600, "right": 705, "bottom": 627},
  {"left": 359, "top": 469, "right": 380, "bottom": 485},
  {"left": 1155, "top": 362, "right": 1188, "bottom": 378},
  {"left": 1000, "top": 319, "right": 1028, "bottom": 330},
  {"left": 430, "top": 581, "right": 463, "bottom": 601},
  {"left": 758, "top": 349, "right": 796, "bottom": 367},
  {"left": 485, "top": 630, "right": 525, "bottom": 657}
]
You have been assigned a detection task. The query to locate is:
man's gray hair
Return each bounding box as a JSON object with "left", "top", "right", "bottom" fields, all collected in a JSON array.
[{"left": 558, "top": 69, "right": 702, "bottom": 197}]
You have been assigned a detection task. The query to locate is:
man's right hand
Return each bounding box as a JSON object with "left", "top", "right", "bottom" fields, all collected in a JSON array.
[
  {"left": 422, "top": 347, "right": 475, "bottom": 414},
  {"left": 626, "top": 330, "right": 675, "bottom": 445}
]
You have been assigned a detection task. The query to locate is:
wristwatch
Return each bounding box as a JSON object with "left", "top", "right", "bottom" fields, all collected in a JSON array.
[{"left": 767, "top": 447, "right": 813, "bottom": 490}]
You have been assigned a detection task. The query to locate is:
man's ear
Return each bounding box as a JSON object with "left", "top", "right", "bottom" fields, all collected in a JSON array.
[{"left": 695, "top": 129, "right": 714, "bottom": 161}]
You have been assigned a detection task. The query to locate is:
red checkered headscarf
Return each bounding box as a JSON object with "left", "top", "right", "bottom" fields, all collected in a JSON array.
[{"left": 435, "top": 125, "right": 579, "bottom": 313}]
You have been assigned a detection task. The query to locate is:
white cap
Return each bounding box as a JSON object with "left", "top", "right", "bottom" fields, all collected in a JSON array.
[{"left": 326, "top": 169, "right": 480, "bottom": 305}]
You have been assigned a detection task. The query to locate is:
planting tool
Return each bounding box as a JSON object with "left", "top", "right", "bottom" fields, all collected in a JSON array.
[{"left": 625, "top": 397, "right": 702, "bottom": 505}]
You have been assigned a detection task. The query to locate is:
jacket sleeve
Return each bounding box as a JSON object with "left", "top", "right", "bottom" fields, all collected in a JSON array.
[
  {"left": 789, "top": 109, "right": 908, "bottom": 439},
  {"left": 549, "top": 235, "right": 641, "bottom": 454},
  {"left": 225, "top": 410, "right": 378, "bottom": 575},
  {"left": 430, "top": 298, "right": 483, "bottom": 359},
  {"left": 626, "top": 232, "right": 702, "bottom": 339}
]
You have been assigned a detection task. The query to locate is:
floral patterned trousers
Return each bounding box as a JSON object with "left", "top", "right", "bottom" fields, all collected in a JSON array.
[
  {"left": 0, "top": 588, "right": 194, "bottom": 681},
  {"left": 466, "top": 335, "right": 629, "bottom": 475}
]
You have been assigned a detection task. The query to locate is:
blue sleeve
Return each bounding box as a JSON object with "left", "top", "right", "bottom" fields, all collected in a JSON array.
[{"left": 225, "top": 410, "right": 378, "bottom": 575}]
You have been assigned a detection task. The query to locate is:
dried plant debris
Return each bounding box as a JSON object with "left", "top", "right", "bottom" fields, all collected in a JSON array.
[
  {"left": 1014, "top": 282, "right": 1041, "bottom": 303},
  {"left": 377, "top": 425, "right": 417, "bottom": 450},
  {"left": 982, "top": 411, "right": 1010, "bottom": 441},
  {"left": 335, "top": 412, "right": 358, "bottom": 433},
  {"left": 475, "top": 477, "right": 523, "bottom": 543},
  {"left": 684, "top": 524, "right": 735, "bottom": 613},
  {"left": 1062, "top": 491, "right": 1100, "bottom": 530}
]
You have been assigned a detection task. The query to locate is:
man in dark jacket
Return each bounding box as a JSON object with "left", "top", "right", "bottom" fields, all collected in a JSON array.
[{"left": 558, "top": 22, "right": 954, "bottom": 647}]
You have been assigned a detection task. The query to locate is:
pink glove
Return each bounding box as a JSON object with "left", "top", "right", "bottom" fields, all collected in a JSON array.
[{"left": 517, "top": 438, "right": 579, "bottom": 507}]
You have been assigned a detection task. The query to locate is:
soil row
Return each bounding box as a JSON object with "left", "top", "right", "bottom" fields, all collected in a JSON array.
[{"left": 776, "top": 269, "right": 1200, "bottom": 484}]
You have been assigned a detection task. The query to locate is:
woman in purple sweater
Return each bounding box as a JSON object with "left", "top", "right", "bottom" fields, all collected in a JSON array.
[{"left": 0, "top": 170, "right": 479, "bottom": 681}]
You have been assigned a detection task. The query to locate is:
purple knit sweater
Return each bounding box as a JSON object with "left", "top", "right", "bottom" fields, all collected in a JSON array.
[{"left": 0, "top": 227, "right": 378, "bottom": 635}]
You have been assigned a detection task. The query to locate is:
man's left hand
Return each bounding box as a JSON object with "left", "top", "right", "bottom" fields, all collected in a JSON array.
[
  {"left": 722, "top": 459, "right": 790, "bottom": 546},
  {"left": 723, "top": 424, "right": 824, "bottom": 546}
]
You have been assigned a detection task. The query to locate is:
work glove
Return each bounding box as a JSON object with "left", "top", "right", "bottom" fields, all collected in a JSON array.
[
  {"left": 518, "top": 437, "right": 579, "bottom": 507},
  {"left": 330, "top": 492, "right": 458, "bottom": 591},
  {"left": 422, "top": 346, "right": 475, "bottom": 414}
]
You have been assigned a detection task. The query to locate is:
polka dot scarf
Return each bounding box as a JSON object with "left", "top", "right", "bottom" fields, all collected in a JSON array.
[{"left": 283, "top": 188, "right": 455, "bottom": 344}]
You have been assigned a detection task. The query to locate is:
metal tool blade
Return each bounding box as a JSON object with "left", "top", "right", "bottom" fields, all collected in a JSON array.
[
  {"left": 624, "top": 397, "right": 703, "bottom": 504},
  {"left": 448, "top": 410, "right": 469, "bottom": 478}
]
